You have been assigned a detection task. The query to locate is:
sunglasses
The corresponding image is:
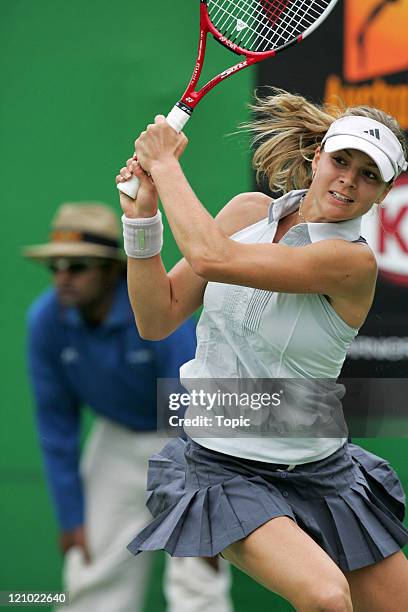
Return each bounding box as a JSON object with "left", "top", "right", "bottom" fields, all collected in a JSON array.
[{"left": 48, "top": 258, "right": 111, "bottom": 275}]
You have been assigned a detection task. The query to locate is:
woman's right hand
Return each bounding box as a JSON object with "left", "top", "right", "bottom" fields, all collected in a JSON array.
[
  {"left": 116, "top": 157, "right": 158, "bottom": 219},
  {"left": 117, "top": 126, "right": 188, "bottom": 219}
]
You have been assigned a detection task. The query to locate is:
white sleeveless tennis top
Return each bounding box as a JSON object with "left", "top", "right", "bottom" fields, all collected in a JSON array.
[{"left": 181, "top": 190, "right": 363, "bottom": 464}]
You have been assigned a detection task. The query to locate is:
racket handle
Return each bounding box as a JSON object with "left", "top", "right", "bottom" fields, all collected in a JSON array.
[
  {"left": 118, "top": 104, "right": 191, "bottom": 200},
  {"left": 118, "top": 174, "right": 141, "bottom": 199},
  {"left": 166, "top": 104, "right": 191, "bottom": 133}
]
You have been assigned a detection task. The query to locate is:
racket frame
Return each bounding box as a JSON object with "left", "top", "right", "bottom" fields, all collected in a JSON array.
[{"left": 177, "top": 0, "right": 339, "bottom": 115}]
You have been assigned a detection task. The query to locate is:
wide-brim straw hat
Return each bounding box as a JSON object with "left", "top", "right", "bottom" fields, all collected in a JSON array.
[{"left": 23, "top": 202, "right": 125, "bottom": 262}]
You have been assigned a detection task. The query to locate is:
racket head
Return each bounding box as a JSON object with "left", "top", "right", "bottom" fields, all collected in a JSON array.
[
  {"left": 180, "top": 0, "right": 339, "bottom": 109},
  {"left": 205, "top": 0, "right": 339, "bottom": 56}
]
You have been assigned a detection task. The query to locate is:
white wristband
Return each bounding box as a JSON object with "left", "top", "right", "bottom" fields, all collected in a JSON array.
[{"left": 122, "top": 211, "right": 163, "bottom": 258}]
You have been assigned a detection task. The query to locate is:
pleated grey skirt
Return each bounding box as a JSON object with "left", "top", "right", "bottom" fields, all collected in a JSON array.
[{"left": 128, "top": 437, "right": 408, "bottom": 572}]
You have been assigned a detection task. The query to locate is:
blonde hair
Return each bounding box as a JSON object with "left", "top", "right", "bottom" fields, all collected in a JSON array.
[{"left": 246, "top": 88, "right": 408, "bottom": 193}]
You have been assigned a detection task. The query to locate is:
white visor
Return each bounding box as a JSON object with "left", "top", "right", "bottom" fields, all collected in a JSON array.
[{"left": 322, "top": 116, "right": 407, "bottom": 182}]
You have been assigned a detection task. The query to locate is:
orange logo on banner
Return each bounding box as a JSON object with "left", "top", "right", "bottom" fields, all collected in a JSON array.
[{"left": 344, "top": 0, "right": 408, "bottom": 82}]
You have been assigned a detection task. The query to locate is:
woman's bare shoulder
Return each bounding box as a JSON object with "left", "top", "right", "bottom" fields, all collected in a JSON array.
[{"left": 215, "top": 192, "right": 272, "bottom": 236}]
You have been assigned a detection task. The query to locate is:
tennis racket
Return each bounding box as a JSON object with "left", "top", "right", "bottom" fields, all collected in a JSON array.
[{"left": 118, "top": 0, "right": 339, "bottom": 199}]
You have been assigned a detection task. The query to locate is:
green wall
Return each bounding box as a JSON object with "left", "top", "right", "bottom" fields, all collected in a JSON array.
[{"left": 0, "top": 2, "right": 406, "bottom": 611}]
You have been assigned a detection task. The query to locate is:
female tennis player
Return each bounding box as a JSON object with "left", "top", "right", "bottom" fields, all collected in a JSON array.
[{"left": 117, "top": 91, "right": 408, "bottom": 611}]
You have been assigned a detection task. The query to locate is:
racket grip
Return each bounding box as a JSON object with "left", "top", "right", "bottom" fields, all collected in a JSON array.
[
  {"left": 117, "top": 175, "right": 141, "bottom": 199},
  {"left": 117, "top": 104, "right": 191, "bottom": 200},
  {"left": 166, "top": 104, "right": 191, "bottom": 132}
]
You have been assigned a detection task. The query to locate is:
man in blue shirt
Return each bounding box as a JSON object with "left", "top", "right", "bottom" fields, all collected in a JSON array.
[{"left": 24, "top": 203, "right": 233, "bottom": 612}]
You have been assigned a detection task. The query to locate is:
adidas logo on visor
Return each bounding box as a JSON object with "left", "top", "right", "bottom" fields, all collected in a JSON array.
[{"left": 364, "top": 129, "right": 381, "bottom": 140}]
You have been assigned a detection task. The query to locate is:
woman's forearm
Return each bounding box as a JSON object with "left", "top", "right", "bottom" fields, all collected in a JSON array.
[
  {"left": 127, "top": 255, "right": 173, "bottom": 340},
  {"left": 117, "top": 158, "right": 178, "bottom": 339},
  {"left": 150, "top": 158, "right": 230, "bottom": 275}
]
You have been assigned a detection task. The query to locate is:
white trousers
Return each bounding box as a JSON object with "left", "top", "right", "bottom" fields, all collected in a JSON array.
[{"left": 57, "top": 419, "right": 233, "bottom": 612}]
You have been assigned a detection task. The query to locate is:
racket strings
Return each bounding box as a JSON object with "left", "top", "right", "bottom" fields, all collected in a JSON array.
[
  {"left": 208, "top": 0, "right": 332, "bottom": 52},
  {"left": 263, "top": 0, "right": 324, "bottom": 48},
  {"left": 210, "top": 0, "right": 296, "bottom": 48},
  {"left": 210, "top": 0, "right": 282, "bottom": 50},
  {"left": 260, "top": 0, "right": 291, "bottom": 27},
  {"left": 230, "top": 0, "right": 328, "bottom": 48},
  {"left": 240, "top": 0, "right": 314, "bottom": 50}
]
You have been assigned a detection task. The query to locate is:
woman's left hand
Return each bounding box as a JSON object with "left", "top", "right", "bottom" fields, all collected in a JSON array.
[{"left": 135, "top": 115, "right": 188, "bottom": 174}]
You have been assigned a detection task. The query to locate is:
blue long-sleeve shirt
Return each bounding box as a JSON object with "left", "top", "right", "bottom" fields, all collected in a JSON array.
[{"left": 27, "top": 279, "right": 197, "bottom": 530}]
